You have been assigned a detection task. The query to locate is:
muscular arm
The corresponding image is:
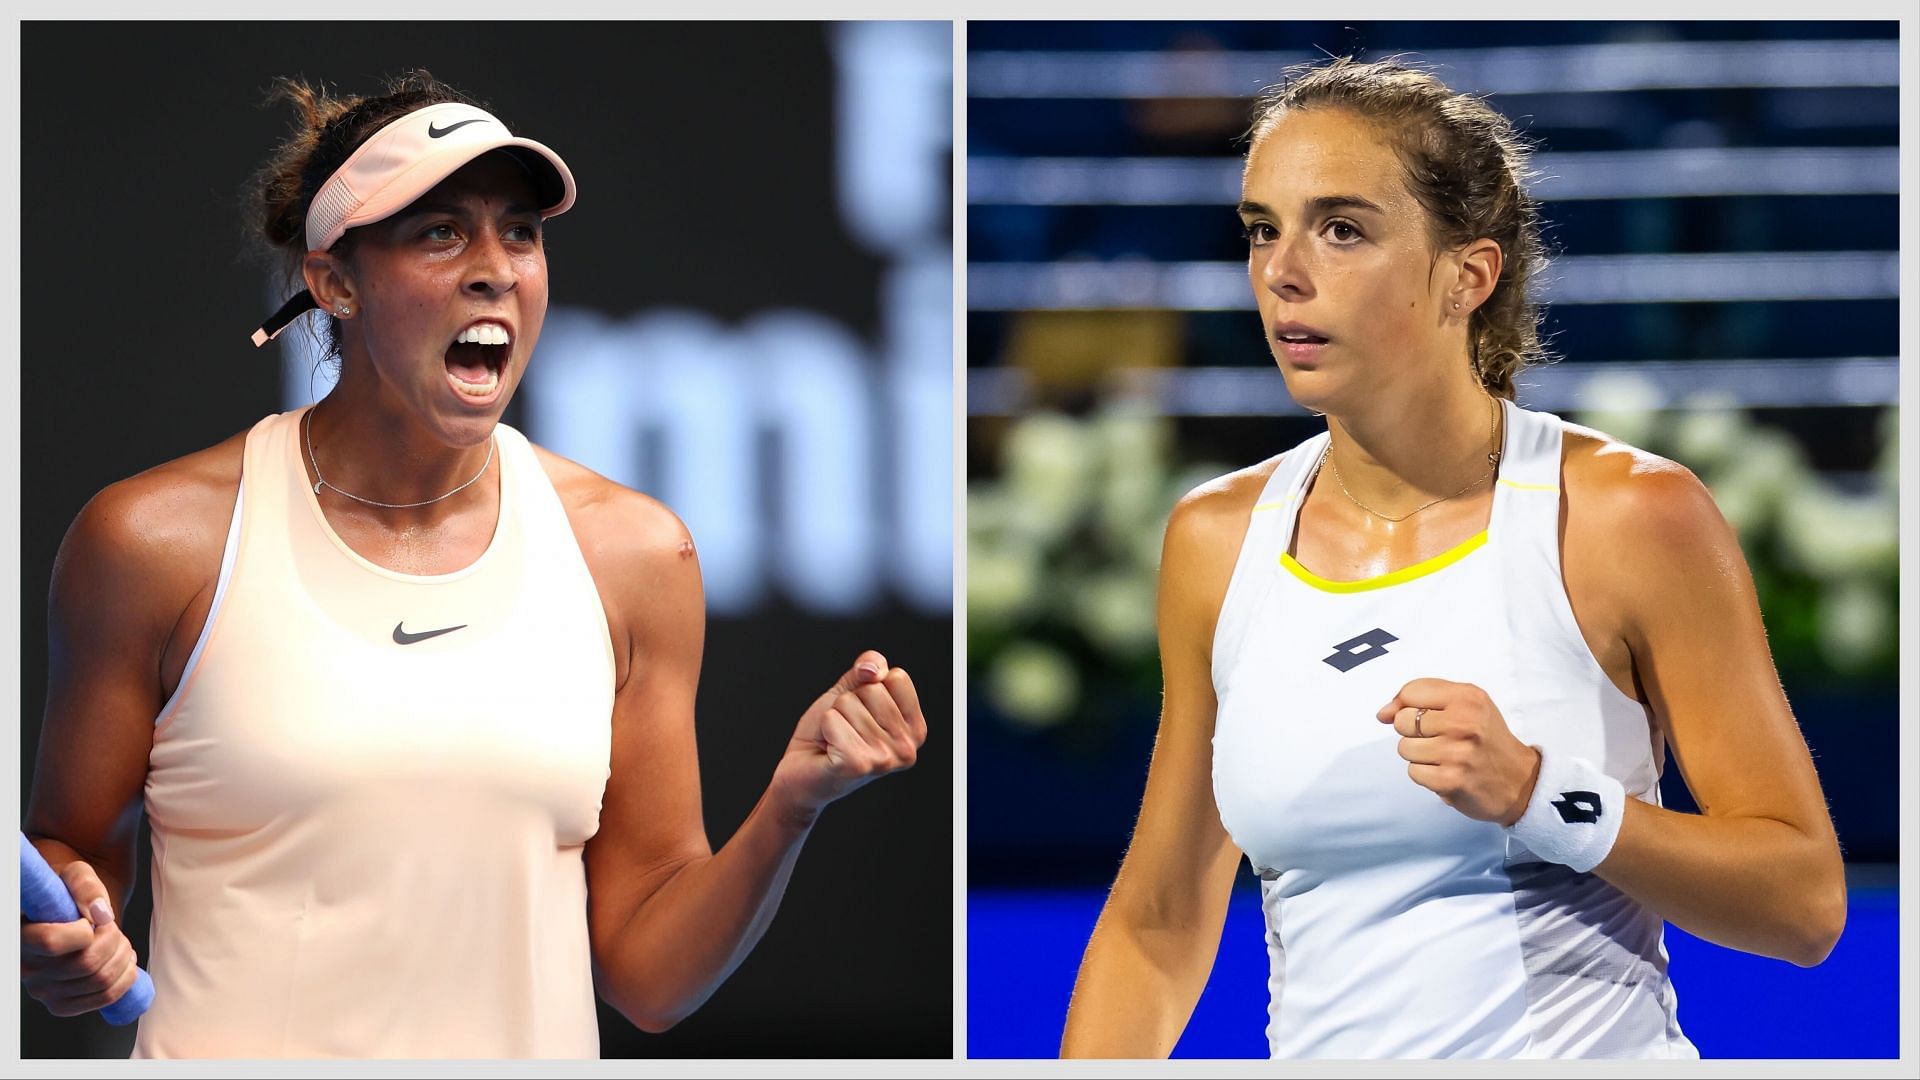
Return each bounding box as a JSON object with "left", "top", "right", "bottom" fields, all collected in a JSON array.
[
  {"left": 25, "top": 448, "right": 237, "bottom": 913},
  {"left": 556, "top": 456, "right": 919, "bottom": 1032},
  {"left": 27, "top": 494, "right": 152, "bottom": 915},
  {"left": 1564, "top": 439, "right": 1847, "bottom": 966},
  {"left": 1059, "top": 468, "right": 1265, "bottom": 1058},
  {"left": 21, "top": 443, "right": 237, "bottom": 1017}
]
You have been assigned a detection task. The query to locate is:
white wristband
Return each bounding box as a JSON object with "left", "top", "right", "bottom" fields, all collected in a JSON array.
[{"left": 1507, "top": 747, "right": 1626, "bottom": 873}]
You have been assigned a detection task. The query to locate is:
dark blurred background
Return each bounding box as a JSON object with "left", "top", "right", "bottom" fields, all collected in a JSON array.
[
  {"left": 18, "top": 20, "right": 952, "bottom": 1059},
  {"left": 965, "top": 21, "right": 1899, "bottom": 1059}
]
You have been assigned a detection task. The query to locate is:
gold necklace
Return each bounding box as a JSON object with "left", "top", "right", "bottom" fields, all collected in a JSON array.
[{"left": 1319, "top": 397, "right": 1503, "bottom": 523}]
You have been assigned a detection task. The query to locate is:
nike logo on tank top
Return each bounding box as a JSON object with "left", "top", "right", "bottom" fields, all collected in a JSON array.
[
  {"left": 1210, "top": 400, "right": 1697, "bottom": 1059},
  {"left": 137, "top": 408, "right": 615, "bottom": 1058}
]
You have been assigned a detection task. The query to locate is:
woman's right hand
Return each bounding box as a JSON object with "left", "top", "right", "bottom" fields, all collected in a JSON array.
[{"left": 20, "top": 859, "right": 142, "bottom": 1017}]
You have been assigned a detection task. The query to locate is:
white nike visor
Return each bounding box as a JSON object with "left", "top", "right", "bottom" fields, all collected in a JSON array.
[
  {"left": 252, "top": 100, "right": 576, "bottom": 346},
  {"left": 305, "top": 100, "right": 575, "bottom": 252}
]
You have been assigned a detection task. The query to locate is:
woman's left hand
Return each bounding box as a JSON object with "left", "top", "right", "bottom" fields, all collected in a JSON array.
[
  {"left": 769, "top": 650, "right": 927, "bottom": 822},
  {"left": 1377, "top": 678, "right": 1541, "bottom": 827}
]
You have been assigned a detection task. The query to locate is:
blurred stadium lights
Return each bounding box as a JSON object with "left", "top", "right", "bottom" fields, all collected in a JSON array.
[
  {"left": 968, "top": 40, "right": 1899, "bottom": 98},
  {"left": 967, "top": 251, "right": 1898, "bottom": 310},
  {"left": 968, "top": 147, "right": 1901, "bottom": 205},
  {"left": 967, "top": 358, "right": 1900, "bottom": 417}
]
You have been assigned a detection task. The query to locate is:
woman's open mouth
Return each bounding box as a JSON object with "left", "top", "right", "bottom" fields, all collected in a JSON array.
[
  {"left": 1272, "top": 322, "right": 1331, "bottom": 367},
  {"left": 445, "top": 321, "right": 510, "bottom": 401}
]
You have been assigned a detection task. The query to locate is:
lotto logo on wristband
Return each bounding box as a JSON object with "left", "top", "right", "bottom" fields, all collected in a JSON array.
[
  {"left": 1513, "top": 757, "right": 1622, "bottom": 873},
  {"left": 1552, "top": 790, "right": 1603, "bottom": 824}
]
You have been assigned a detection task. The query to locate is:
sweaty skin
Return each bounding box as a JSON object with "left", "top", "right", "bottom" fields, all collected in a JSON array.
[{"left": 1059, "top": 106, "right": 1844, "bottom": 1059}]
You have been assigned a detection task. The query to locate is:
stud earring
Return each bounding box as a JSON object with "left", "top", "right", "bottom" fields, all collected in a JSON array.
[
  {"left": 1452, "top": 301, "right": 1461, "bottom": 311},
  {"left": 337, "top": 305, "right": 350, "bottom": 316}
]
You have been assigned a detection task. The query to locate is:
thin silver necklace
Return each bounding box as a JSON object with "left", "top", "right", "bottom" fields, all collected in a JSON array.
[
  {"left": 303, "top": 406, "right": 494, "bottom": 510},
  {"left": 1319, "top": 397, "right": 1502, "bottom": 523}
]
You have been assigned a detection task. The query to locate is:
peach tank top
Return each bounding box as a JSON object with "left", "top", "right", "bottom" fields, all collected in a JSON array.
[{"left": 135, "top": 407, "right": 615, "bottom": 1058}]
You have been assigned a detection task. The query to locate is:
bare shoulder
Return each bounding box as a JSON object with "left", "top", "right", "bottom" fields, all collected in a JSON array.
[
  {"left": 1164, "top": 453, "right": 1286, "bottom": 561},
  {"left": 49, "top": 430, "right": 249, "bottom": 691},
  {"left": 1558, "top": 419, "right": 1752, "bottom": 658},
  {"left": 529, "top": 445, "right": 703, "bottom": 689},
  {"left": 1159, "top": 453, "right": 1287, "bottom": 646},
  {"left": 1559, "top": 422, "right": 1729, "bottom": 552},
  {"left": 530, "top": 444, "right": 695, "bottom": 569},
  {"left": 1552, "top": 423, "right": 1752, "bottom": 700},
  {"left": 58, "top": 432, "right": 247, "bottom": 599}
]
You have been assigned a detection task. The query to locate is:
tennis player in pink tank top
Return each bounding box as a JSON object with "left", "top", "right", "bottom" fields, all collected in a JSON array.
[{"left": 21, "top": 72, "right": 929, "bottom": 1058}]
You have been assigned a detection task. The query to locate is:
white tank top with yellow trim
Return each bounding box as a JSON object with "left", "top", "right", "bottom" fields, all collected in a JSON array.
[
  {"left": 135, "top": 407, "right": 615, "bottom": 1058},
  {"left": 1210, "top": 399, "right": 1697, "bottom": 1059}
]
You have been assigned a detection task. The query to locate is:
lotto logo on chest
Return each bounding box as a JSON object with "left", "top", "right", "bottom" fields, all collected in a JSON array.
[{"left": 1322, "top": 627, "right": 1399, "bottom": 672}]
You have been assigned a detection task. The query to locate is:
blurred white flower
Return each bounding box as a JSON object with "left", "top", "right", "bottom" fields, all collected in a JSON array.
[
  {"left": 1003, "top": 412, "right": 1095, "bottom": 544},
  {"left": 1099, "top": 468, "right": 1164, "bottom": 541},
  {"left": 1093, "top": 404, "right": 1175, "bottom": 541},
  {"left": 1705, "top": 473, "right": 1768, "bottom": 542},
  {"left": 1573, "top": 370, "right": 1664, "bottom": 447},
  {"left": 1705, "top": 428, "right": 1808, "bottom": 542},
  {"left": 968, "top": 485, "right": 1009, "bottom": 537},
  {"left": 1668, "top": 394, "right": 1747, "bottom": 474},
  {"left": 988, "top": 642, "right": 1081, "bottom": 730},
  {"left": 1131, "top": 511, "right": 1171, "bottom": 572},
  {"left": 1070, "top": 570, "right": 1159, "bottom": 656},
  {"left": 968, "top": 539, "right": 1043, "bottom": 630},
  {"left": 1777, "top": 481, "right": 1898, "bottom": 579},
  {"left": 1816, "top": 577, "right": 1893, "bottom": 672},
  {"left": 1093, "top": 402, "right": 1172, "bottom": 471}
]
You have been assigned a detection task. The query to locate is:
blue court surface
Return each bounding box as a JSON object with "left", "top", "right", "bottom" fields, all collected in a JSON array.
[{"left": 967, "top": 885, "right": 1900, "bottom": 1058}]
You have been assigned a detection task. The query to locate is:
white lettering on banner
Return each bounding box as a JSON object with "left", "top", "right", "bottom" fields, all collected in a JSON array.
[
  {"left": 885, "top": 252, "right": 955, "bottom": 614},
  {"left": 836, "top": 20, "right": 955, "bottom": 615},
  {"left": 530, "top": 308, "right": 879, "bottom": 617},
  {"left": 831, "top": 21, "right": 952, "bottom": 254}
]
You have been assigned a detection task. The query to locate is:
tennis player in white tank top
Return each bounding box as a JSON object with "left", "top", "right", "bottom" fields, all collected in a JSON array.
[{"left": 1062, "top": 59, "right": 1845, "bottom": 1059}]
